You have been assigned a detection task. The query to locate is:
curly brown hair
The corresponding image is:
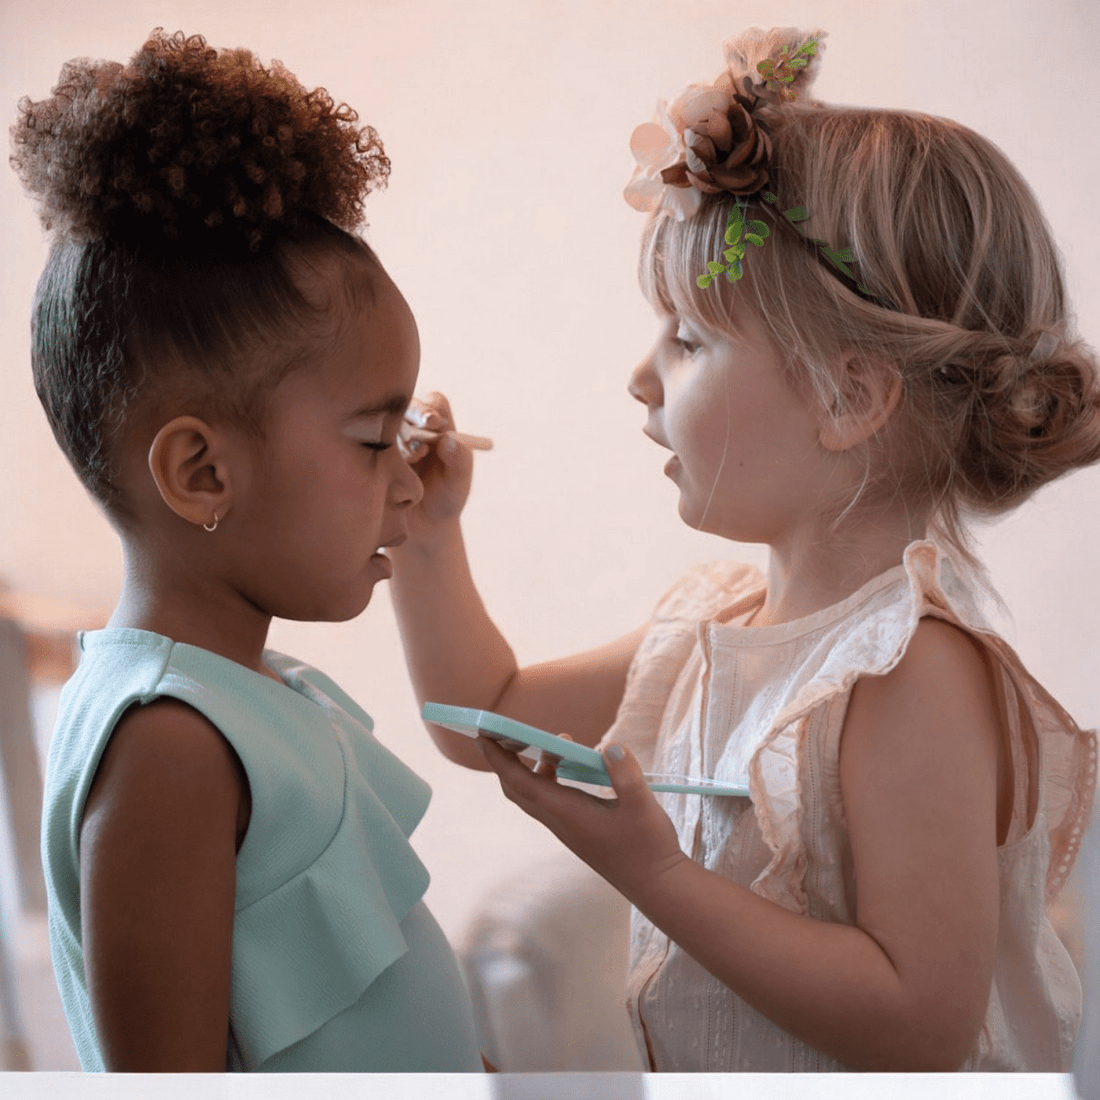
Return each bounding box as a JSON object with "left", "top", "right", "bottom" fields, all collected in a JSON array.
[
  {"left": 10, "top": 30, "right": 391, "bottom": 510},
  {"left": 11, "top": 28, "right": 389, "bottom": 250}
]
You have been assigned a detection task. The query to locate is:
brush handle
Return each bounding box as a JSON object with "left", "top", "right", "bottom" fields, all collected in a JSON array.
[{"left": 450, "top": 432, "right": 493, "bottom": 451}]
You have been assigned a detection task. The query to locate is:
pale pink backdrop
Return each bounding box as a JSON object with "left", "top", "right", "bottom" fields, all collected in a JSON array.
[{"left": 2, "top": 0, "right": 1097, "bottom": 948}]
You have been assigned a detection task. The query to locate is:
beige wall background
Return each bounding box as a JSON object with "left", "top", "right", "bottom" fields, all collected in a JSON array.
[{"left": 2, "top": 0, "right": 1097, "bottom": 944}]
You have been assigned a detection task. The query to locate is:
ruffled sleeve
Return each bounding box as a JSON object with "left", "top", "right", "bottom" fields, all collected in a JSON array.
[
  {"left": 161, "top": 647, "right": 433, "bottom": 1070},
  {"left": 945, "top": 621, "right": 1098, "bottom": 901},
  {"left": 744, "top": 540, "right": 1097, "bottom": 912},
  {"left": 228, "top": 768, "right": 430, "bottom": 1069}
]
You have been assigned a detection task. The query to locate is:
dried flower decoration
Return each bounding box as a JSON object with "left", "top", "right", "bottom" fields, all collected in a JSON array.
[
  {"left": 624, "top": 28, "right": 825, "bottom": 221},
  {"left": 755, "top": 34, "right": 822, "bottom": 102},
  {"left": 624, "top": 29, "right": 892, "bottom": 308}
]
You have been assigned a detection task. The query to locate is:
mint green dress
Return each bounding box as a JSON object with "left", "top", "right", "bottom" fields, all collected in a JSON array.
[{"left": 41, "top": 628, "right": 483, "bottom": 1072}]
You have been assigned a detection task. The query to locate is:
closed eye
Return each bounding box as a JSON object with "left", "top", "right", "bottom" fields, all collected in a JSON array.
[{"left": 361, "top": 441, "right": 392, "bottom": 452}]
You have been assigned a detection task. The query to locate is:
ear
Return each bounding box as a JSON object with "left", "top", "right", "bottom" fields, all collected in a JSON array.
[
  {"left": 818, "top": 352, "right": 902, "bottom": 452},
  {"left": 147, "top": 416, "right": 237, "bottom": 529}
]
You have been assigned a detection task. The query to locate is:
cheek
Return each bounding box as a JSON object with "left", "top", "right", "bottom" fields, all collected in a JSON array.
[
  {"left": 671, "top": 378, "right": 730, "bottom": 461},
  {"left": 257, "top": 446, "right": 364, "bottom": 521}
]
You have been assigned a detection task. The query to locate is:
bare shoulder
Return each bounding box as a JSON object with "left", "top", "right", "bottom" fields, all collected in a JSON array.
[
  {"left": 844, "top": 617, "right": 999, "bottom": 742},
  {"left": 841, "top": 615, "right": 1008, "bottom": 842},
  {"left": 901, "top": 616, "right": 995, "bottom": 681},
  {"left": 82, "top": 696, "right": 250, "bottom": 854}
]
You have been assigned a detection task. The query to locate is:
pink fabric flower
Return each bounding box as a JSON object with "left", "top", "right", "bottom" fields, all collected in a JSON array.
[
  {"left": 624, "top": 83, "right": 729, "bottom": 219},
  {"left": 623, "top": 27, "right": 826, "bottom": 221}
]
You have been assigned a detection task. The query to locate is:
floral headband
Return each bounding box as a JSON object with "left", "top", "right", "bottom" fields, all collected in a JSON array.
[{"left": 624, "top": 28, "right": 893, "bottom": 308}]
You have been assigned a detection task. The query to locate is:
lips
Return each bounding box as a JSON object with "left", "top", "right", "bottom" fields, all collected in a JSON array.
[
  {"left": 369, "top": 534, "right": 405, "bottom": 580},
  {"left": 374, "top": 533, "right": 407, "bottom": 554},
  {"left": 641, "top": 424, "right": 678, "bottom": 476},
  {"left": 641, "top": 425, "right": 671, "bottom": 450}
]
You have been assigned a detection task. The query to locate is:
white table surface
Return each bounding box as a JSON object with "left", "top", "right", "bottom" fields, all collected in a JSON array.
[{"left": 0, "top": 1073, "right": 1086, "bottom": 1100}]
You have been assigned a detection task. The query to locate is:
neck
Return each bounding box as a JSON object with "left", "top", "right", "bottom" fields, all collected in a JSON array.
[
  {"left": 109, "top": 540, "right": 277, "bottom": 679},
  {"left": 754, "top": 504, "right": 927, "bottom": 628}
]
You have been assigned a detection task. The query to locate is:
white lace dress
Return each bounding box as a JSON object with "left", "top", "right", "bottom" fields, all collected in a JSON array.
[{"left": 598, "top": 541, "right": 1095, "bottom": 1071}]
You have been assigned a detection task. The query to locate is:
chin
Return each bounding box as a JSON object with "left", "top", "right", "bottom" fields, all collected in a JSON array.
[
  {"left": 677, "top": 498, "right": 712, "bottom": 533},
  {"left": 280, "top": 583, "right": 379, "bottom": 624},
  {"left": 330, "top": 588, "right": 378, "bottom": 623},
  {"left": 678, "top": 502, "right": 742, "bottom": 541}
]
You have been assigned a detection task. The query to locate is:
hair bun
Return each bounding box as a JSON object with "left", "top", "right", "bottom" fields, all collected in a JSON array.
[
  {"left": 10, "top": 28, "right": 389, "bottom": 251},
  {"left": 956, "top": 332, "right": 1100, "bottom": 508}
]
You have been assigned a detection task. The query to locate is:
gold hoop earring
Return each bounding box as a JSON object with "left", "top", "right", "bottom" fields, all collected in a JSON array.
[{"left": 202, "top": 513, "right": 219, "bottom": 533}]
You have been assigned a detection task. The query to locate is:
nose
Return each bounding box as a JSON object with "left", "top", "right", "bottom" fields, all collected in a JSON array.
[
  {"left": 392, "top": 450, "right": 424, "bottom": 509},
  {"left": 628, "top": 347, "right": 661, "bottom": 408}
]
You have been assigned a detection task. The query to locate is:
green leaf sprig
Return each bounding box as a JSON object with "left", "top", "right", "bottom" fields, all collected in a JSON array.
[
  {"left": 697, "top": 200, "right": 771, "bottom": 289},
  {"left": 756, "top": 32, "right": 823, "bottom": 102},
  {"left": 694, "top": 189, "right": 876, "bottom": 298}
]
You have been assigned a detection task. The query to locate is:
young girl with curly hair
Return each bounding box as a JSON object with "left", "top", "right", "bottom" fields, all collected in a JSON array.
[
  {"left": 11, "top": 29, "right": 484, "bottom": 1072},
  {"left": 392, "top": 27, "right": 1099, "bottom": 1071}
]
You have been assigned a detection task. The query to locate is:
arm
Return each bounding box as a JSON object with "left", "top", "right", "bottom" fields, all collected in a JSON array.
[
  {"left": 79, "top": 698, "right": 249, "bottom": 1071},
  {"left": 480, "top": 617, "right": 1004, "bottom": 1070},
  {"left": 390, "top": 393, "right": 643, "bottom": 769}
]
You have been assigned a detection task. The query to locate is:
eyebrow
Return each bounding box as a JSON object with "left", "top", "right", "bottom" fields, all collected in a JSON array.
[{"left": 347, "top": 393, "right": 410, "bottom": 419}]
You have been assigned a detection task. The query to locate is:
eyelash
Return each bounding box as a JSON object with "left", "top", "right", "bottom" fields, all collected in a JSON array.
[{"left": 360, "top": 442, "right": 391, "bottom": 452}]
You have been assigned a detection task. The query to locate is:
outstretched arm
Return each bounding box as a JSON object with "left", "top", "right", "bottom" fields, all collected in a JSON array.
[
  {"left": 480, "top": 618, "right": 1004, "bottom": 1070},
  {"left": 390, "top": 394, "right": 643, "bottom": 769}
]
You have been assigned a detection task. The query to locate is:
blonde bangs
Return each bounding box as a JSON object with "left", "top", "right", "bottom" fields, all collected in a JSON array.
[{"left": 638, "top": 199, "right": 757, "bottom": 341}]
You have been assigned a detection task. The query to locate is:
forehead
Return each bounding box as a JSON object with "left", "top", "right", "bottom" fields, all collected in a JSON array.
[
  {"left": 279, "top": 260, "right": 420, "bottom": 409},
  {"left": 642, "top": 233, "right": 759, "bottom": 344}
]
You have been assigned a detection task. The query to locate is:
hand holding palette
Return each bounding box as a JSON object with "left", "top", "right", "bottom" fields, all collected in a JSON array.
[{"left": 422, "top": 702, "right": 749, "bottom": 796}]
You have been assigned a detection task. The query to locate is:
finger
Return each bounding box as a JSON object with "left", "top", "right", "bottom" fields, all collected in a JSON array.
[
  {"left": 480, "top": 736, "right": 542, "bottom": 802},
  {"left": 397, "top": 427, "right": 475, "bottom": 490},
  {"left": 435, "top": 431, "right": 476, "bottom": 481},
  {"left": 480, "top": 736, "right": 597, "bottom": 815},
  {"left": 601, "top": 743, "right": 653, "bottom": 803},
  {"left": 411, "top": 391, "right": 453, "bottom": 428},
  {"left": 533, "top": 753, "right": 558, "bottom": 778},
  {"left": 478, "top": 734, "right": 524, "bottom": 772},
  {"left": 398, "top": 424, "right": 440, "bottom": 464},
  {"left": 401, "top": 425, "right": 492, "bottom": 459},
  {"left": 534, "top": 732, "right": 572, "bottom": 778},
  {"left": 480, "top": 736, "right": 544, "bottom": 780}
]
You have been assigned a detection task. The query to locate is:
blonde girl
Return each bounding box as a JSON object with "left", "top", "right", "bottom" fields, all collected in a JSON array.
[
  {"left": 392, "top": 27, "right": 1098, "bottom": 1071},
  {"left": 13, "top": 30, "right": 485, "bottom": 1072}
]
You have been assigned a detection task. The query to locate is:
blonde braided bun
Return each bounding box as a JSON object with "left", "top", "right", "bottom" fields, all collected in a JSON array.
[{"left": 928, "top": 328, "right": 1100, "bottom": 514}]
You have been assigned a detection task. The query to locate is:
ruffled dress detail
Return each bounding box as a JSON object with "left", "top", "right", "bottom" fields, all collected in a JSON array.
[
  {"left": 41, "top": 630, "right": 482, "bottom": 1072},
  {"left": 600, "top": 540, "right": 1096, "bottom": 1071}
]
